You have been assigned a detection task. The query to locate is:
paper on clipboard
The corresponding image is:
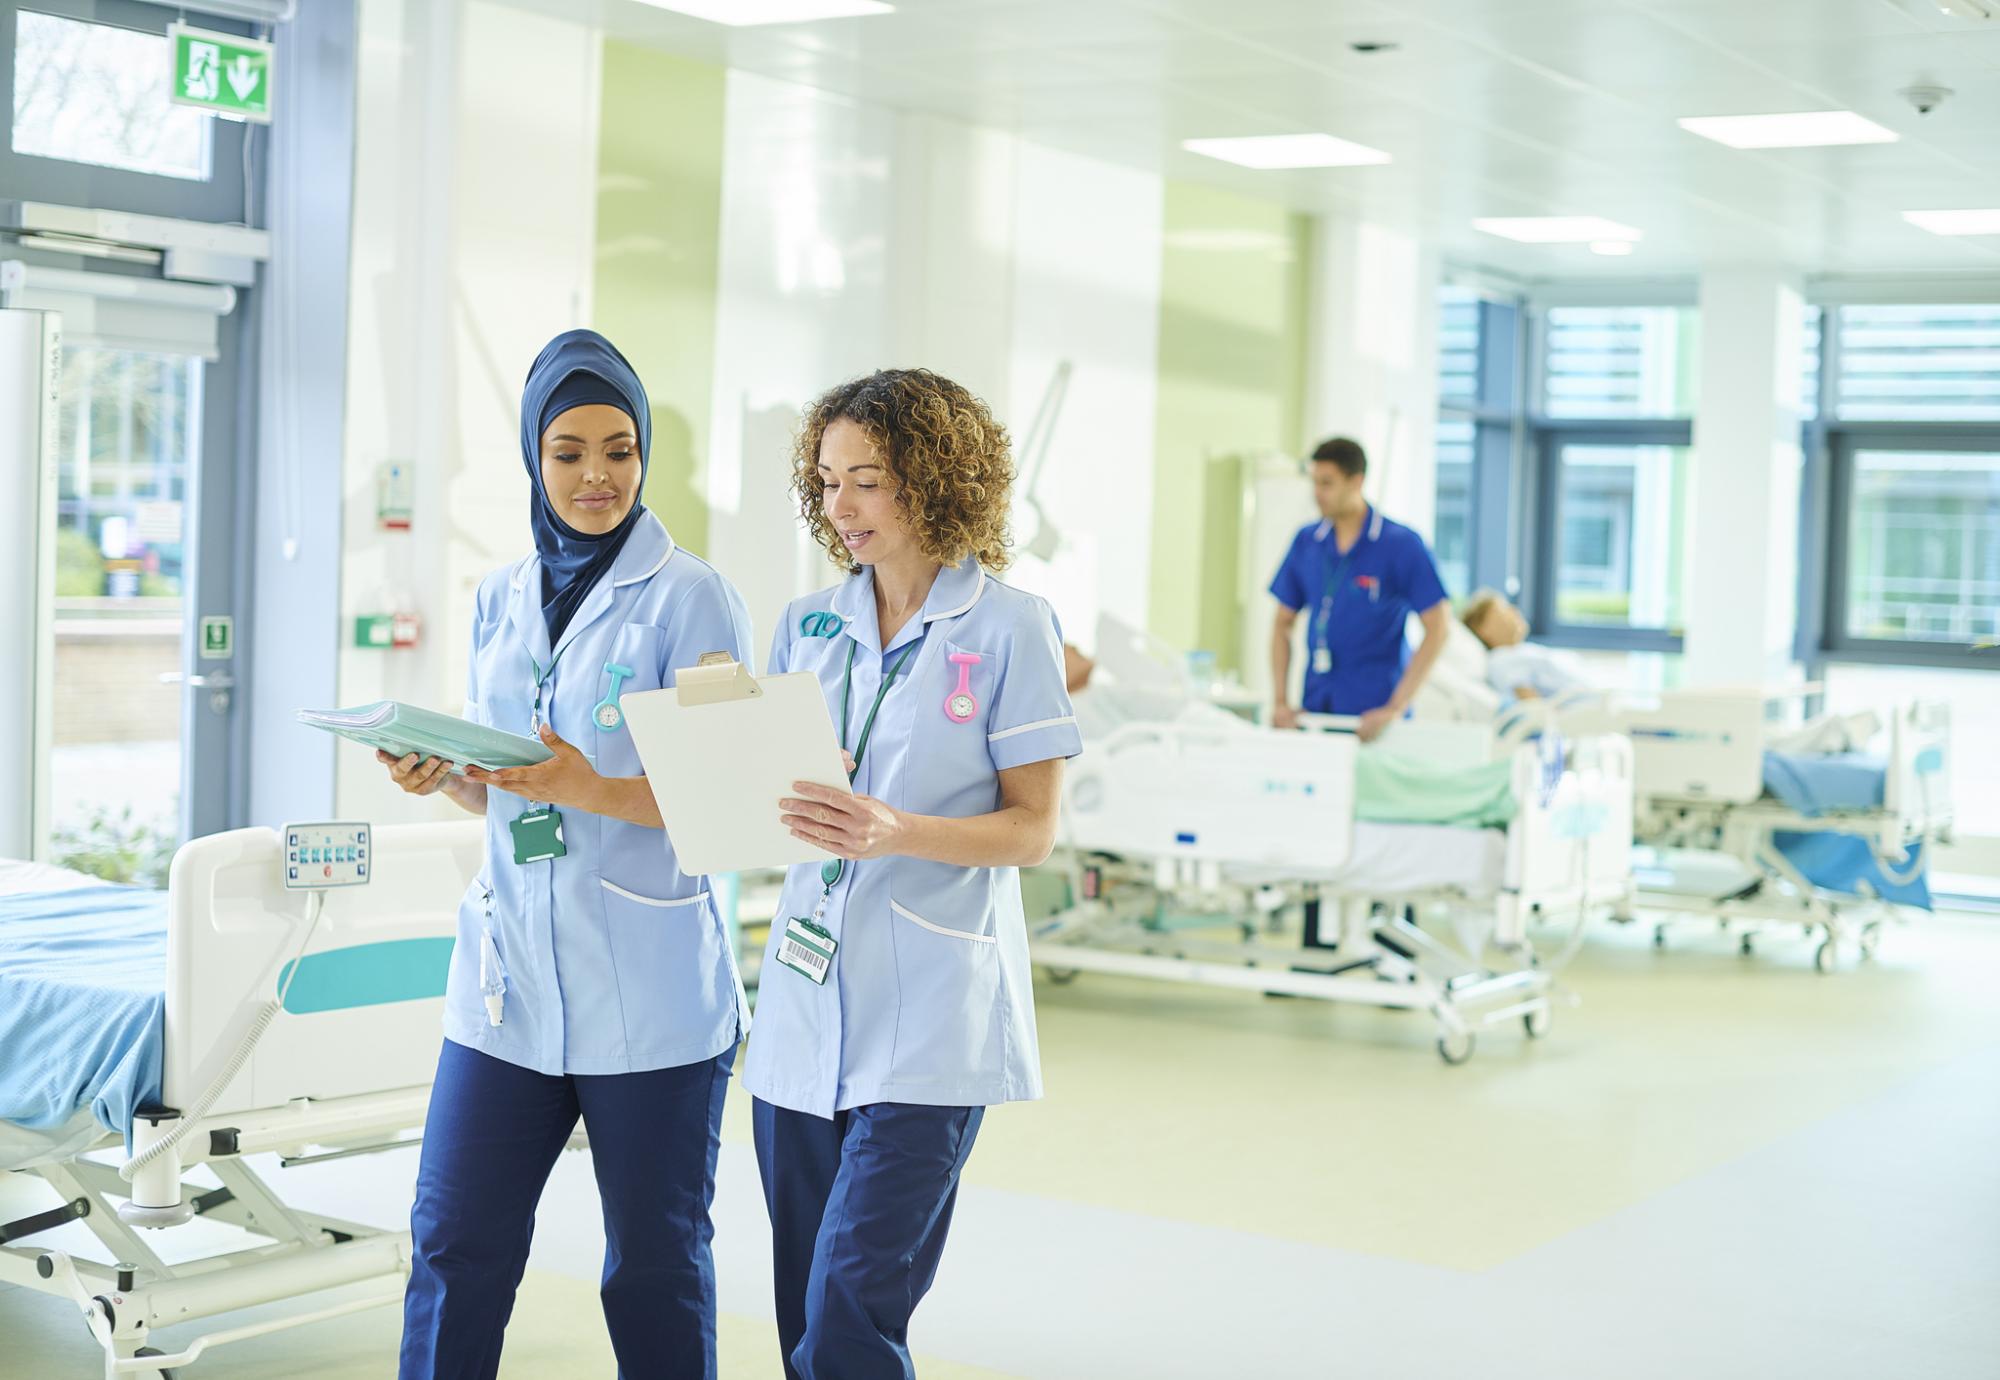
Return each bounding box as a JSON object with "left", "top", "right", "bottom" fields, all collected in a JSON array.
[{"left": 622, "top": 652, "right": 853, "bottom": 877}]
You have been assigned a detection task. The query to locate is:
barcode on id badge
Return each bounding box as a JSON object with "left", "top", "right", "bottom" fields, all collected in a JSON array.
[{"left": 783, "top": 939, "right": 830, "bottom": 982}]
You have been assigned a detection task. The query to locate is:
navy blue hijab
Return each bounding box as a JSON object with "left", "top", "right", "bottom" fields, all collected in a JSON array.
[{"left": 520, "top": 330, "right": 651, "bottom": 646}]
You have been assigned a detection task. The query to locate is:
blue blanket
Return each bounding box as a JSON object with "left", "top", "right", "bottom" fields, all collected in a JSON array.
[
  {"left": 1760, "top": 752, "right": 1931, "bottom": 910},
  {"left": 1762, "top": 751, "right": 1888, "bottom": 816},
  {"left": 0, "top": 885, "right": 167, "bottom": 1137}
]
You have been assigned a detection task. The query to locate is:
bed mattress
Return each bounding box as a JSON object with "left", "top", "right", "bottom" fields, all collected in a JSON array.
[
  {"left": 1225, "top": 821, "right": 1507, "bottom": 895},
  {"left": 0, "top": 873, "right": 168, "bottom": 1159}
]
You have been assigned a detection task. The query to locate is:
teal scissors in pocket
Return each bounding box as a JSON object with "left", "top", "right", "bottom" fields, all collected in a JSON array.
[{"left": 800, "top": 611, "right": 845, "bottom": 638}]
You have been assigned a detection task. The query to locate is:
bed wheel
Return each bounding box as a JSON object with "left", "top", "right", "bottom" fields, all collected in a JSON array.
[
  {"left": 135, "top": 1348, "right": 179, "bottom": 1380},
  {"left": 1860, "top": 923, "right": 1882, "bottom": 959},
  {"left": 1739, "top": 934, "right": 1755, "bottom": 957},
  {"left": 1813, "top": 939, "right": 1837, "bottom": 975},
  {"left": 1523, "top": 1008, "right": 1551, "bottom": 1040},
  {"left": 1042, "top": 967, "right": 1080, "bottom": 985},
  {"left": 1652, "top": 925, "right": 1668, "bottom": 949},
  {"left": 1437, "top": 1031, "right": 1475, "bottom": 1066}
]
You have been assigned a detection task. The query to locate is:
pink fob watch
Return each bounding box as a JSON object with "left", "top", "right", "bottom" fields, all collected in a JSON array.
[{"left": 944, "top": 652, "right": 982, "bottom": 722}]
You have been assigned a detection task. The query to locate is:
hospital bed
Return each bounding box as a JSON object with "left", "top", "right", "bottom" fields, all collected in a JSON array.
[
  {"left": 1, "top": 821, "right": 481, "bottom": 1379},
  {"left": 1412, "top": 620, "right": 1954, "bottom": 972},
  {"left": 1032, "top": 718, "right": 1635, "bottom": 1064},
  {"left": 1556, "top": 687, "right": 1952, "bottom": 971}
]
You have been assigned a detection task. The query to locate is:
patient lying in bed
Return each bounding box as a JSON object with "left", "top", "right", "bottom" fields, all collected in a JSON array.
[{"left": 1459, "top": 591, "right": 1589, "bottom": 700}]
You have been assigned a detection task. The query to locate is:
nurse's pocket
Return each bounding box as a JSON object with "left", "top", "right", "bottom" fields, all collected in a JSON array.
[
  {"left": 888, "top": 864, "right": 1003, "bottom": 1081},
  {"left": 597, "top": 878, "right": 726, "bottom": 1048}
]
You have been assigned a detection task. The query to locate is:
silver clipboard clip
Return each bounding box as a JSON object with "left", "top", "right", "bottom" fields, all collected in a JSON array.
[{"left": 674, "top": 652, "right": 763, "bottom": 706}]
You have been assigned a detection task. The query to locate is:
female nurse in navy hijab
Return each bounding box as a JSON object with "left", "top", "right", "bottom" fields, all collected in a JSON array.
[{"left": 380, "top": 329, "right": 754, "bottom": 1380}]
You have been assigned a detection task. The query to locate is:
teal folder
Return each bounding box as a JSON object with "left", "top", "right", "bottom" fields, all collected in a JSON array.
[{"left": 296, "top": 701, "right": 553, "bottom": 775}]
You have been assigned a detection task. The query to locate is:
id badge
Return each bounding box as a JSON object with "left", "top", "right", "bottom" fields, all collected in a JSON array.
[
  {"left": 1312, "top": 647, "right": 1333, "bottom": 674},
  {"left": 510, "top": 807, "right": 567, "bottom": 864},
  {"left": 776, "top": 917, "right": 837, "bottom": 985}
]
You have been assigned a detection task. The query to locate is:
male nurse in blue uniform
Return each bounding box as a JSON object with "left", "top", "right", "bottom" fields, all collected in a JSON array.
[
  {"left": 1269, "top": 436, "right": 1450, "bottom": 954},
  {"left": 1269, "top": 435, "right": 1450, "bottom": 739}
]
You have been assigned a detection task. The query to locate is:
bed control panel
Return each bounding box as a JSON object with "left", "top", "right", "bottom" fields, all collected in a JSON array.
[{"left": 282, "top": 821, "right": 373, "bottom": 890}]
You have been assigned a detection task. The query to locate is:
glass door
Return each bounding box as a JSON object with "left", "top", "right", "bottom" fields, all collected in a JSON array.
[{"left": 47, "top": 347, "right": 204, "bottom": 885}]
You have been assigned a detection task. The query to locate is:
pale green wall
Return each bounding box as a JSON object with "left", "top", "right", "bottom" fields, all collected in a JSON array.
[
  {"left": 1147, "top": 181, "right": 1310, "bottom": 670},
  {"left": 593, "top": 41, "right": 725, "bottom": 558}
]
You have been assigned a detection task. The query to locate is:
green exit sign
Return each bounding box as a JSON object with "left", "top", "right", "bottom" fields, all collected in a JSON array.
[{"left": 168, "top": 23, "right": 274, "bottom": 124}]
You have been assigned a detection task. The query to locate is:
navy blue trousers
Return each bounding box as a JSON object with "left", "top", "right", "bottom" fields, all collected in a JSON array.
[
  {"left": 399, "top": 1038, "right": 732, "bottom": 1380},
  {"left": 752, "top": 1098, "right": 984, "bottom": 1380}
]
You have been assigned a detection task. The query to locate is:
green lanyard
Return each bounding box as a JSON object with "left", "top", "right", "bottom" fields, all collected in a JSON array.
[
  {"left": 819, "top": 637, "right": 920, "bottom": 889},
  {"left": 527, "top": 643, "right": 573, "bottom": 732}
]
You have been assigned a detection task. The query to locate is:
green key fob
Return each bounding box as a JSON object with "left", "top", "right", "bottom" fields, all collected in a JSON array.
[{"left": 510, "top": 807, "right": 567, "bottom": 864}]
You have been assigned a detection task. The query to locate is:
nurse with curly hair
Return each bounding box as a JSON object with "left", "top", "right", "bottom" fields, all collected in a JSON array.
[{"left": 744, "top": 368, "right": 1081, "bottom": 1379}]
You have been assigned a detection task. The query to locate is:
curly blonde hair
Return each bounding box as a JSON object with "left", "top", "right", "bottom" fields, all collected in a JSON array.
[{"left": 791, "top": 369, "right": 1014, "bottom": 575}]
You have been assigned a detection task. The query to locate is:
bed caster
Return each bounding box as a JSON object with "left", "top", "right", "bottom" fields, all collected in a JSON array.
[
  {"left": 1739, "top": 934, "right": 1755, "bottom": 957},
  {"left": 1860, "top": 923, "right": 1882, "bottom": 960},
  {"left": 1436, "top": 1031, "right": 1475, "bottom": 1066},
  {"left": 1813, "top": 939, "right": 1837, "bottom": 974},
  {"left": 135, "top": 1347, "right": 180, "bottom": 1380},
  {"left": 1523, "top": 1008, "right": 1551, "bottom": 1040},
  {"left": 1042, "top": 967, "right": 1080, "bottom": 985},
  {"left": 1652, "top": 926, "right": 1668, "bottom": 949}
]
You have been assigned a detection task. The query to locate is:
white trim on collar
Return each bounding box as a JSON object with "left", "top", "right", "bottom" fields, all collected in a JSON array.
[
  {"left": 1314, "top": 519, "right": 1331, "bottom": 541},
  {"left": 923, "top": 565, "right": 988, "bottom": 623},
  {"left": 1368, "top": 506, "right": 1385, "bottom": 541},
  {"left": 615, "top": 532, "right": 676, "bottom": 587}
]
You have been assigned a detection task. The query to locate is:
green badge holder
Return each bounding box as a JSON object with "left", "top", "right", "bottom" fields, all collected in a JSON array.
[{"left": 510, "top": 807, "right": 567, "bottom": 864}]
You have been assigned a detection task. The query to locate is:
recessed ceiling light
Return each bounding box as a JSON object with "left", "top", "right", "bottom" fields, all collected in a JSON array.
[
  {"left": 1589, "top": 240, "right": 1635, "bottom": 256},
  {"left": 1473, "top": 217, "right": 1642, "bottom": 244},
  {"left": 1181, "top": 134, "right": 1392, "bottom": 169},
  {"left": 631, "top": 0, "right": 893, "bottom": 24},
  {"left": 1903, "top": 208, "right": 2000, "bottom": 235},
  {"left": 1676, "top": 111, "right": 1898, "bottom": 149}
]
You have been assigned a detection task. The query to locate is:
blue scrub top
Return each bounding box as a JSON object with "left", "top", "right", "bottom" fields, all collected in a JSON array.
[
  {"left": 447, "top": 512, "right": 756, "bottom": 1077},
  {"left": 1268, "top": 505, "right": 1447, "bottom": 715},
  {"left": 740, "top": 560, "right": 1083, "bottom": 1119}
]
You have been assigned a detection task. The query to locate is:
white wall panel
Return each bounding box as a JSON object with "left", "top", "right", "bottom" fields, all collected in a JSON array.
[
  {"left": 706, "top": 71, "right": 900, "bottom": 657},
  {"left": 1002, "top": 142, "right": 1164, "bottom": 646},
  {"left": 335, "top": 0, "right": 599, "bottom": 821}
]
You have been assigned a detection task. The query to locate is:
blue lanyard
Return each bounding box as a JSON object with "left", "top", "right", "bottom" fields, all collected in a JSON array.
[{"left": 1312, "top": 539, "right": 1362, "bottom": 652}]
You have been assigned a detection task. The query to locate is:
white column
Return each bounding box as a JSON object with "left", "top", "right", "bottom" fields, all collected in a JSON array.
[
  {"left": 1301, "top": 213, "right": 1441, "bottom": 535},
  {"left": 1684, "top": 269, "right": 1805, "bottom": 688}
]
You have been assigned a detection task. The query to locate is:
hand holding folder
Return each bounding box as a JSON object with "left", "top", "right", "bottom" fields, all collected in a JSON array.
[{"left": 622, "top": 654, "right": 853, "bottom": 876}]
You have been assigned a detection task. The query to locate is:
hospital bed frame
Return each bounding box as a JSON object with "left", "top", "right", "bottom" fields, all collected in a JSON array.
[
  {"left": 1537, "top": 689, "right": 1953, "bottom": 971},
  {"left": 1031, "top": 722, "right": 1635, "bottom": 1065},
  {"left": 1, "top": 821, "right": 483, "bottom": 1380}
]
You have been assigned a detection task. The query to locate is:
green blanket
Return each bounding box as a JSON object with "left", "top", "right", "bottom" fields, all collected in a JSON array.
[{"left": 1355, "top": 751, "right": 1518, "bottom": 828}]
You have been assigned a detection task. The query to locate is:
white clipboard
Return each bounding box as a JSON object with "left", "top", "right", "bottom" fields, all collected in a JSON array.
[{"left": 622, "top": 652, "right": 852, "bottom": 877}]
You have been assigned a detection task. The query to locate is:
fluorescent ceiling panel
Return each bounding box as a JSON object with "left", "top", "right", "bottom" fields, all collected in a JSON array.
[
  {"left": 1181, "top": 134, "right": 1392, "bottom": 169},
  {"left": 1589, "top": 240, "right": 1634, "bottom": 256},
  {"left": 1676, "top": 111, "right": 1898, "bottom": 149},
  {"left": 1473, "top": 217, "right": 1642, "bottom": 244},
  {"left": 1903, "top": 209, "right": 2000, "bottom": 236},
  {"left": 631, "top": 0, "right": 893, "bottom": 24}
]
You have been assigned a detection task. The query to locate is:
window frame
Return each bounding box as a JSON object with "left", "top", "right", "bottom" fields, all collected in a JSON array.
[
  {"left": 1527, "top": 421, "right": 1693, "bottom": 653},
  {"left": 3, "top": 0, "right": 258, "bottom": 224},
  {"left": 1820, "top": 423, "right": 2000, "bottom": 671},
  {"left": 1435, "top": 291, "right": 1524, "bottom": 601}
]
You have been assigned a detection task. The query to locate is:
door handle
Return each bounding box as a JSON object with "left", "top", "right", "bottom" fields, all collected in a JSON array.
[{"left": 158, "top": 671, "right": 236, "bottom": 690}]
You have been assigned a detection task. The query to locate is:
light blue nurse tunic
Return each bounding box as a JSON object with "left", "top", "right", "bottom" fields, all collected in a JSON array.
[
  {"left": 445, "top": 509, "right": 755, "bottom": 1075},
  {"left": 741, "top": 559, "right": 1083, "bottom": 1118}
]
